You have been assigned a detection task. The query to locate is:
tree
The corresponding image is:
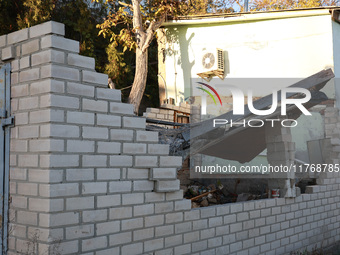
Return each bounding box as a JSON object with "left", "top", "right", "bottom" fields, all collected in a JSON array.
[
  {"left": 96, "top": 0, "right": 234, "bottom": 114},
  {"left": 249, "top": 0, "right": 339, "bottom": 11}
]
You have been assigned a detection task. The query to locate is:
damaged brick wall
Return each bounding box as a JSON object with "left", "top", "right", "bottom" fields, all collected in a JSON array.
[{"left": 2, "top": 22, "right": 340, "bottom": 255}]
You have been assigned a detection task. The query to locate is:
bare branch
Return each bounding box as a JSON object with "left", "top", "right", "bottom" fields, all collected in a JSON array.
[
  {"left": 118, "top": 1, "right": 133, "bottom": 9},
  {"left": 141, "top": 17, "right": 165, "bottom": 52}
]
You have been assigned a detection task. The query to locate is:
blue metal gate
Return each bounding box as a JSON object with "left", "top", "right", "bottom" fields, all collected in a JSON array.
[{"left": 0, "top": 63, "right": 13, "bottom": 254}]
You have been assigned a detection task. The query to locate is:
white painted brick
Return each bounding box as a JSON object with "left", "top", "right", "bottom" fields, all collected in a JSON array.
[
  {"left": 155, "top": 202, "right": 174, "bottom": 214},
  {"left": 30, "top": 109, "right": 64, "bottom": 124},
  {"left": 40, "top": 94, "right": 79, "bottom": 109},
  {"left": 17, "top": 211, "right": 37, "bottom": 225},
  {"left": 136, "top": 130, "right": 158, "bottom": 142},
  {"left": 160, "top": 156, "right": 182, "bottom": 167},
  {"left": 11, "top": 72, "right": 18, "bottom": 85},
  {"left": 19, "top": 68, "right": 39, "bottom": 82},
  {"left": 18, "top": 183, "right": 38, "bottom": 196},
  {"left": 82, "top": 155, "right": 107, "bottom": 167},
  {"left": 83, "top": 127, "right": 108, "bottom": 139},
  {"left": 97, "top": 194, "right": 121, "bottom": 208},
  {"left": 97, "top": 168, "right": 121, "bottom": 180},
  {"left": 127, "top": 168, "right": 149, "bottom": 179},
  {"left": 20, "top": 56, "right": 30, "bottom": 69},
  {"left": 32, "top": 49, "right": 65, "bottom": 66},
  {"left": 40, "top": 154, "right": 79, "bottom": 168},
  {"left": 19, "top": 125, "right": 39, "bottom": 139},
  {"left": 11, "top": 84, "right": 29, "bottom": 97},
  {"left": 65, "top": 225, "right": 94, "bottom": 240},
  {"left": 18, "top": 154, "right": 38, "bottom": 167},
  {"left": 145, "top": 192, "right": 165, "bottom": 203},
  {"left": 30, "top": 79, "right": 64, "bottom": 95},
  {"left": 109, "top": 181, "right": 132, "bottom": 193},
  {"left": 135, "top": 156, "right": 158, "bottom": 167},
  {"left": 122, "top": 193, "right": 144, "bottom": 205},
  {"left": 41, "top": 124, "right": 79, "bottom": 138},
  {"left": 82, "top": 70, "right": 108, "bottom": 86},
  {"left": 82, "top": 236, "right": 107, "bottom": 252},
  {"left": 166, "top": 212, "right": 183, "bottom": 224},
  {"left": 82, "top": 182, "right": 107, "bottom": 194},
  {"left": 184, "top": 231, "right": 200, "bottom": 243},
  {"left": 11, "top": 196, "right": 27, "bottom": 209},
  {"left": 67, "top": 140, "right": 95, "bottom": 153},
  {"left": 166, "top": 190, "right": 184, "bottom": 201},
  {"left": 110, "top": 102, "right": 134, "bottom": 115},
  {"left": 67, "top": 111, "right": 94, "bottom": 125},
  {"left": 134, "top": 204, "right": 154, "bottom": 216},
  {"left": 67, "top": 82, "right": 94, "bottom": 97},
  {"left": 175, "top": 222, "right": 192, "bottom": 234},
  {"left": 10, "top": 140, "right": 28, "bottom": 152},
  {"left": 175, "top": 199, "right": 192, "bottom": 211},
  {"left": 66, "top": 168, "right": 94, "bottom": 181},
  {"left": 22, "top": 39, "right": 39, "bottom": 55},
  {"left": 66, "top": 196, "right": 94, "bottom": 210},
  {"left": 13, "top": 112, "right": 28, "bottom": 125},
  {"left": 68, "top": 53, "right": 95, "bottom": 69},
  {"left": 155, "top": 180, "right": 180, "bottom": 192},
  {"left": 96, "top": 221, "right": 120, "bottom": 235},
  {"left": 134, "top": 228, "right": 154, "bottom": 241},
  {"left": 121, "top": 243, "right": 143, "bottom": 255},
  {"left": 165, "top": 234, "right": 182, "bottom": 249},
  {"left": 133, "top": 180, "right": 154, "bottom": 191},
  {"left": 110, "top": 232, "right": 132, "bottom": 246},
  {"left": 123, "top": 143, "right": 147, "bottom": 154},
  {"left": 174, "top": 244, "right": 191, "bottom": 255},
  {"left": 145, "top": 215, "right": 164, "bottom": 227},
  {"left": 109, "top": 207, "right": 132, "bottom": 220},
  {"left": 110, "top": 129, "right": 134, "bottom": 141},
  {"left": 56, "top": 240, "right": 79, "bottom": 254},
  {"left": 97, "top": 141, "right": 121, "bottom": 154},
  {"left": 19, "top": 96, "right": 39, "bottom": 110},
  {"left": 151, "top": 168, "right": 177, "bottom": 180},
  {"left": 122, "top": 217, "right": 143, "bottom": 230},
  {"left": 39, "top": 183, "right": 79, "bottom": 197},
  {"left": 41, "top": 35, "right": 79, "bottom": 52},
  {"left": 123, "top": 116, "right": 146, "bottom": 129},
  {"left": 97, "top": 114, "right": 121, "bottom": 127},
  {"left": 83, "top": 209, "right": 107, "bottom": 223},
  {"left": 39, "top": 212, "right": 79, "bottom": 227},
  {"left": 144, "top": 238, "right": 164, "bottom": 252},
  {"left": 148, "top": 144, "right": 169, "bottom": 155},
  {"left": 28, "top": 169, "right": 63, "bottom": 183},
  {"left": 8, "top": 28, "right": 28, "bottom": 44},
  {"left": 2, "top": 46, "right": 14, "bottom": 60},
  {"left": 10, "top": 168, "right": 27, "bottom": 180},
  {"left": 97, "top": 87, "right": 121, "bottom": 101},
  {"left": 41, "top": 64, "right": 79, "bottom": 81},
  {"left": 29, "top": 21, "right": 64, "bottom": 38},
  {"left": 83, "top": 98, "right": 108, "bottom": 112},
  {"left": 110, "top": 155, "right": 133, "bottom": 167}
]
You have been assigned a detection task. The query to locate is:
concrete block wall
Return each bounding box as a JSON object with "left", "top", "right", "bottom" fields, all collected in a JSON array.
[{"left": 2, "top": 21, "right": 340, "bottom": 255}]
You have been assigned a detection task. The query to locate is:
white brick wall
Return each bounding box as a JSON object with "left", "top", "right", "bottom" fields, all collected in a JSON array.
[{"left": 5, "top": 21, "right": 340, "bottom": 255}]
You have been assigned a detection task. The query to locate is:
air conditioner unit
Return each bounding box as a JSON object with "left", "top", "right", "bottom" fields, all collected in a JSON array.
[{"left": 198, "top": 48, "right": 224, "bottom": 81}]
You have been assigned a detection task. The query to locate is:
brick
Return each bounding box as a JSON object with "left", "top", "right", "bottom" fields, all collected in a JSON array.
[
  {"left": 31, "top": 49, "right": 65, "bottom": 66},
  {"left": 82, "top": 182, "right": 107, "bottom": 194},
  {"left": 22, "top": 39, "right": 39, "bottom": 55},
  {"left": 41, "top": 35, "right": 79, "bottom": 52},
  {"left": 83, "top": 127, "right": 108, "bottom": 139},
  {"left": 40, "top": 94, "right": 79, "bottom": 109},
  {"left": 160, "top": 156, "right": 182, "bottom": 167},
  {"left": 175, "top": 199, "right": 192, "bottom": 211},
  {"left": 82, "top": 155, "right": 107, "bottom": 167},
  {"left": 66, "top": 225, "right": 94, "bottom": 240},
  {"left": 135, "top": 156, "right": 158, "bottom": 167},
  {"left": 29, "top": 138, "right": 64, "bottom": 152},
  {"left": 82, "top": 236, "right": 107, "bottom": 252},
  {"left": 175, "top": 222, "right": 192, "bottom": 234},
  {"left": 67, "top": 140, "right": 95, "bottom": 153},
  {"left": 166, "top": 212, "right": 183, "bottom": 224},
  {"left": 144, "top": 238, "right": 164, "bottom": 252},
  {"left": 134, "top": 204, "right": 154, "bottom": 216},
  {"left": 11, "top": 140, "right": 28, "bottom": 153},
  {"left": 8, "top": 28, "right": 28, "bottom": 44},
  {"left": 97, "top": 194, "right": 121, "bottom": 208},
  {"left": 174, "top": 244, "right": 191, "bottom": 255},
  {"left": 121, "top": 243, "right": 143, "bottom": 255},
  {"left": 145, "top": 192, "right": 165, "bottom": 203},
  {"left": 133, "top": 180, "right": 154, "bottom": 191},
  {"left": 123, "top": 143, "right": 147, "bottom": 154},
  {"left": 40, "top": 154, "right": 79, "bottom": 168},
  {"left": 41, "top": 124, "right": 79, "bottom": 138},
  {"left": 66, "top": 196, "right": 94, "bottom": 210},
  {"left": 148, "top": 144, "right": 169, "bottom": 155},
  {"left": 110, "top": 232, "right": 132, "bottom": 246},
  {"left": 11, "top": 83, "right": 29, "bottom": 97},
  {"left": 151, "top": 168, "right": 177, "bottom": 180},
  {"left": 96, "top": 221, "right": 120, "bottom": 235},
  {"left": 19, "top": 96, "right": 39, "bottom": 110},
  {"left": 97, "top": 114, "right": 121, "bottom": 127},
  {"left": 123, "top": 116, "right": 146, "bottom": 129},
  {"left": 68, "top": 53, "right": 95, "bottom": 69},
  {"left": 17, "top": 211, "right": 37, "bottom": 225},
  {"left": 166, "top": 190, "right": 184, "bottom": 200},
  {"left": 30, "top": 109, "right": 64, "bottom": 124},
  {"left": 40, "top": 212, "right": 79, "bottom": 227},
  {"left": 39, "top": 183, "right": 79, "bottom": 197},
  {"left": 127, "top": 168, "right": 149, "bottom": 179},
  {"left": 28, "top": 169, "right": 63, "bottom": 183},
  {"left": 0, "top": 34, "right": 6, "bottom": 47},
  {"left": 67, "top": 82, "right": 94, "bottom": 97},
  {"left": 97, "top": 168, "right": 120, "bottom": 180},
  {"left": 110, "top": 129, "right": 134, "bottom": 141},
  {"left": 110, "top": 155, "right": 133, "bottom": 167},
  {"left": 122, "top": 193, "right": 144, "bottom": 205},
  {"left": 82, "top": 70, "right": 108, "bottom": 85},
  {"left": 109, "top": 207, "right": 132, "bottom": 220},
  {"left": 30, "top": 79, "right": 64, "bottom": 95},
  {"left": 134, "top": 228, "right": 154, "bottom": 241},
  {"left": 3, "top": 46, "right": 15, "bottom": 61},
  {"left": 18, "top": 154, "right": 38, "bottom": 167},
  {"left": 41, "top": 64, "right": 79, "bottom": 81},
  {"left": 83, "top": 98, "right": 108, "bottom": 112},
  {"left": 30, "top": 21, "right": 64, "bottom": 37},
  {"left": 97, "top": 88, "right": 121, "bottom": 101},
  {"left": 18, "top": 182, "right": 38, "bottom": 196},
  {"left": 13, "top": 112, "right": 28, "bottom": 125},
  {"left": 155, "top": 180, "right": 180, "bottom": 192},
  {"left": 110, "top": 102, "right": 134, "bottom": 115},
  {"left": 67, "top": 111, "right": 94, "bottom": 125},
  {"left": 12, "top": 196, "right": 27, "bottom": 209},
  {"left": 29, "top": 198, "right": 63, "bottom": 212},
  {"left": 109, "top": 181, "right": 132, "bottom": 193},
  {"left": 136, "top": 130, "right": 158, "bottom": 142},
  {"left": 19, "top": 68, "right": 39, "bottom": 82},
  {"left": 145, "top": 215, "right": 164, "bottom": 227},
  {"left": 83, "top": 210, "right": 107, "bottom": 223},
  {"left": 20, "top": 56, "right": 30, "bottom": 69},
  {"left": 66, "top": 168, "right": 94, "bottom": 181},
  {"left": 122, "top": 217, "right": 143, "bottom": 230}
]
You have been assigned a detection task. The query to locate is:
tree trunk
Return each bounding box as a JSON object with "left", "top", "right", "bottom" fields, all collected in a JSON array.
[{"left": 128, "top": 46, "right": 148, "bottom": 114}]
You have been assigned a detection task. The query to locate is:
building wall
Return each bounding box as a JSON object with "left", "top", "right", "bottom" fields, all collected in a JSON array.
[{"left": 1, "top": 21, "right": 340, "bottom": 255}]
